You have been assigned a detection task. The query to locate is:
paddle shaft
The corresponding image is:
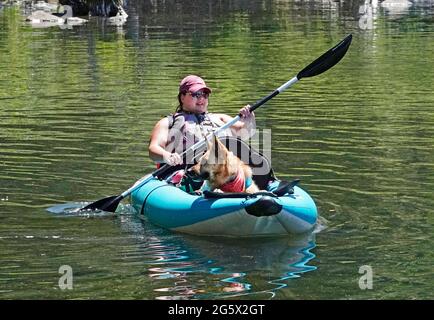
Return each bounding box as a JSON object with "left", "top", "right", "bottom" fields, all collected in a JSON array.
[{"left": 250, "top": 76, "right": 299, "bottom": 113}]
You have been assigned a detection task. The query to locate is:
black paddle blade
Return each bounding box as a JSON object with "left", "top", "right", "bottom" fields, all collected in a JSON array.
[
  {"left": 79, "top": 195, "right": 123, "bottom": 213},
  {"left": 297, "top": 34, "right": 352, "bottom": 80}
]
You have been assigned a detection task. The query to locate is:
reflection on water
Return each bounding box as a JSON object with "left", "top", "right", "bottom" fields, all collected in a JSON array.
[
  {"left": 358, "top": 0, "right": 424, "bottom": 30},
  {"left": 45, "top": 201, "right": 320, "bottom": 299},
  {"left": 120, "top": 216, "right": 317, "bottom": 300}
]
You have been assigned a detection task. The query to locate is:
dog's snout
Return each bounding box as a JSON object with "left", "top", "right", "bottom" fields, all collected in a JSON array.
[
  {"left": 188, "top": 164, "right": 200, "bottom": 174},
  {"left": 188, "top": 162, "right": 210, "bottom": 180},
  {"left": 200, "top": 170, "right": 210, "bottom": 179}
]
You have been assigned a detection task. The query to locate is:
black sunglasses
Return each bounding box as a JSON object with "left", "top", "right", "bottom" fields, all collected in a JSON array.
[{"left": 188, "top": 91, "right": 210, "bottom": 99}]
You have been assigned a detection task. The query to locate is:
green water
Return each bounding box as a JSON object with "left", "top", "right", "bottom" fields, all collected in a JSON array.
[{"left": 0, "top": 0, "right": 433, "bottom": 299}]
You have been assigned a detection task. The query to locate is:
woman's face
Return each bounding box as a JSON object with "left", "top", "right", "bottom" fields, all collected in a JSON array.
[{"left": 180, "top": 90, "right": 210, "bottom": 114}]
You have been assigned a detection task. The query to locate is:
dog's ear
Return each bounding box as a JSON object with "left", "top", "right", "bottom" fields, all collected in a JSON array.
[
  {"left": 214, "top": 135, "right": 227, "bottom": 152},
  {"left": 207, "top": 134, "right": 226, "bottom": 164},
  {"left": 207, "top": 134, "right": 217, "bottom": 157},
  {"left": 215, "top": 135, "right": 228, "bottom": 163},
  {"left": 204, "top": 134, "right": 217, "bottom": 164},
  {"left": 206, "top": 135, "right": 213, "bottom": 152}
]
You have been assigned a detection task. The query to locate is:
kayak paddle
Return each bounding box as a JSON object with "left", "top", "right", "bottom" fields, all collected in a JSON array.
[{"left": 80, "top": 34, "right": 352, "bottom": 212}]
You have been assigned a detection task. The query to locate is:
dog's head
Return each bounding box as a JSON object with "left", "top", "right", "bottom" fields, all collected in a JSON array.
[{"left": 189, "top": 135, "right": 238, "bottom": 187}]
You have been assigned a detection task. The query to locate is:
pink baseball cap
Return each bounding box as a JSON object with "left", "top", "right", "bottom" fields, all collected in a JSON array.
[{"left": 179, "top": 75, "right": 212, "bottom": 94}]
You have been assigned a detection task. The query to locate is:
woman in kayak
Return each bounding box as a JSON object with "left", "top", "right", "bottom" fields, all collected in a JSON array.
[{"left": 148, "top": 75, "right": 256, "bottom": 167}]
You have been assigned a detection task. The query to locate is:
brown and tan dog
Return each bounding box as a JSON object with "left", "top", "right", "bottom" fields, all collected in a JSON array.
[{"left": 190, "top": 135, "right": 260, "bottom": 193}]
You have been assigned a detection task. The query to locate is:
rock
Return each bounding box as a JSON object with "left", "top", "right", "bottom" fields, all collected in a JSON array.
[{"left": 59, "top": 0, "right": 125, "bottom": 17}]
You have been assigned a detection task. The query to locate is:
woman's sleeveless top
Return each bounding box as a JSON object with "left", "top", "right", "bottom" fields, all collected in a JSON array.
[{"left": 165, "top": 112, "right": 232, "bottom": 163}]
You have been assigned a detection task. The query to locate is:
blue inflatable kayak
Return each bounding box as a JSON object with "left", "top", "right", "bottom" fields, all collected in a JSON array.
[
  {"left": 130, "top": 137, "right": 317, "bottom": 237},
  {"left": 130, "top": 176, "right": 317, "bottom": 237}
]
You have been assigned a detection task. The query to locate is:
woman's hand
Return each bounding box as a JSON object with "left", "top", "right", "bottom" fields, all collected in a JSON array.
[
  {"left": 163, "top": 151, "right": 183, "bottom": 166},
  {"left": 236, "top": 104, "right": 256, "bottom": 140},
  {"left": 217, "top": 105, "right": 256, "bottom": 140},
  {"left": 239, "top": 105, "right": 254, "bottom": 119}
]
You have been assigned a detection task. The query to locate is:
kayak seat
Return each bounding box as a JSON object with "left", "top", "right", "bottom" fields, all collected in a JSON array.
[{"left": 219, "top": 136, "right": 275, "bottom": 190}]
